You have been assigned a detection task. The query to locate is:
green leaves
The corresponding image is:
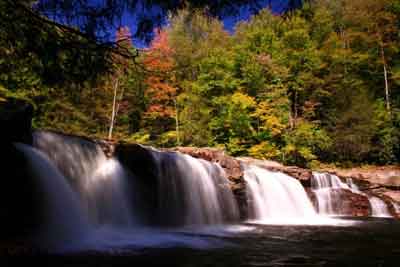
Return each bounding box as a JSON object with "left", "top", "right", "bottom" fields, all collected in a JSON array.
[{"left": 4, "top": 1, "right": 400, "bottom": 166}]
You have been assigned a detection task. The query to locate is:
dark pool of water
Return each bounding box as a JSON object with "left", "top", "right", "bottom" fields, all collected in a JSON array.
[{"left": 5, "top": 217, "right": 400, "bottom": 267}]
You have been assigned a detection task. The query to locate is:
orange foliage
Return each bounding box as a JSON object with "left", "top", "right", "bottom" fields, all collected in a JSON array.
[{"left": 143, "top": 29, "right": 177, "bottom": 119}]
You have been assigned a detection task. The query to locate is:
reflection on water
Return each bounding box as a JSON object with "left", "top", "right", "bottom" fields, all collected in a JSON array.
[
  {"left": 246, "top": 216, "right": 359, "bottom": 226},
  {"left": 19, "top": 218, "right": 400, "bottom": 267}
]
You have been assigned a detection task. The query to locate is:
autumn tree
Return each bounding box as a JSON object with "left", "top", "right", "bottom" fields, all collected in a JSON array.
[
  {"left": 108, "top": 26, "right": 136, "bottom": 139},
  {"left": 142, "top": 29, "right": 179, "bottom": 145}
]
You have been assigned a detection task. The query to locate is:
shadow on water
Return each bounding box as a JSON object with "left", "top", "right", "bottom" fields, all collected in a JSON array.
[{"left": 5, "top": 218, "right": 400, "bottom": 267}]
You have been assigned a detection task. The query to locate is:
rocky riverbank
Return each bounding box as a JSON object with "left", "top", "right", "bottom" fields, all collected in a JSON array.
[
  {"left": 164, "top": 146, "right": 400, "bottom": 219},
  {"left": 1, "top": 96, "right": 400, "bottom": 238}
]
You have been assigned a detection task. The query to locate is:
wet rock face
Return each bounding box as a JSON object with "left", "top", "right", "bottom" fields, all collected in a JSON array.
[
  {"left": 305, "top": 188, "right": 318, "bottom": 208},
  {"left": 172, "top": 147, "right": 243, "bottom": 180},
  {"left": 332, "top": 174, "right": 400, "bottom": 218},
  {"left": 327, "top": 167, "right": 400, "bottom": 185},
  {"left": 115, "top": 144, "right": 160, "bottom": 224},
  {"left": 274, "top": 166, "right": 313, "bottom": 187},
  {"left": 0, "top": 98, "right": 33, "bottom": 144},
  {"left": 334, "top": 189, "right": 371, "bottom": 217},
  {"left": 307, "top": 189, "right": 371, "bottom": 217},
  {"left": 0, "top": 99, "right": 41, "bottom": 240},
  {"left": 0, "top": 143, "right": 45, "bottom": 240},
  {"left": 95, "top": 139, "right": 115, "bottom": 158}
]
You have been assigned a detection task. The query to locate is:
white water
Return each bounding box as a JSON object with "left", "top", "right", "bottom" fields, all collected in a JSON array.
[
  {"left": 370, "top": 197, "right": 391, "bottom": 218},
  {"left": 14, "top": 143, "right": 91, "bottom": 248},
  {"left": 14, "top": 131, "right": 243, "bottom": 252},
  {"left": 244, "top": 165, "right": 323, "bottom": 224},
  {"left": 33, "top": 131, "right": 134, "bottom": 226},
  {"left": 152, "top": 151, "right": 239, "bottom": 225},
  {"left": 346, "top": 178, "right": 360, "bottom": 191},
  {"left": 347, "top": 180, "right": 391, "bottom": 218},
  {"left": 393, "top": 201, "right": 400, "bottom": 214},
  {"left": 312, "top": 172, "right": 392, "bottom": 217},
  {"left": 311, "top": 172, "right": 350, "bottom": 215},
  {"left": 345, "top": 177, "right": 391, "bottom": 217}
]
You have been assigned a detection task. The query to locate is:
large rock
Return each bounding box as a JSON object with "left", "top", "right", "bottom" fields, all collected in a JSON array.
[
  {"left": 320, "top": 166, "right": 400, "bottom": 218},
  {"left": 172, "top": 147, "right": 243, "bottom": 180},
  {"left": 308, "top": 189, "right": 371, "bottom": 217},
  {"left": 321, "top": 166, "right": 400, "bottom": 191},
  {"left": 0, "top": 98, "right": 42, "bottom": 240},
  {"left": 0, "top": 97, "right": 33, "bottom": 144},
  {"left": 115, "top": 143, "right": 160, "bottom": 224}
]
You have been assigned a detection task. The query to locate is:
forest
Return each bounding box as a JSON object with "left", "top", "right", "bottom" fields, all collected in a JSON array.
[{"left": 2, "top": 0, "right": 400, "bottom": 167}]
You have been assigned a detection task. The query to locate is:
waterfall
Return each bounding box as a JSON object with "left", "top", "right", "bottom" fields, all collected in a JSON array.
[
  {"left": 150, "top": 150, "right": 239, "bottom": 225},
  {"left": 33, "top": 131, "right": 134, "bottom": 226},
  {"left": 369, "top": 197, "right": 391, "bottom": 218},
  {"left": 14, "top": 143, "right": 91, "bottom": 247},
  {"left": 393, "top": 201, "right": 400, "bottom": 214},
  {"left": 345, "top": 177, "right": 391, "bottom": 217},
  {"left": 346, "top": 178, "right": 360, "bottom": 191},
  {"left": 33, "top": 131, "right": 238, "bottom": 227},
  {"left": 311, "top": 172, "right": 350, "bottom": 215},
  {"left": 312, "top": 172, "right": 392, "bottom": 217},
  {"left": 15, "top": 131, "right": 242, "bottom": 251},
  {"left": 244, "top": 165, "right": 317, "bottom": 223}
]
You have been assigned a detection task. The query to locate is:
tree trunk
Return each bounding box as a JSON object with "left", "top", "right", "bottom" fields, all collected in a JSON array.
[
  {"left": 293, "top": 90, "right": 298, "bottom": 128},
  {"left": 289, "top": 107, "right": 294, "bottom": 130},
  {"left": 174, "top": 98, "right": 180, "bottom": 146},
  {"left": 115, "top": 85, "right": 125, "bottom": 118},
  {"left": 108, "top": 78, "right": 119, "bottom": 140},
  {"left": 381, "top": 45, "right": 391, "bottom": 113}
]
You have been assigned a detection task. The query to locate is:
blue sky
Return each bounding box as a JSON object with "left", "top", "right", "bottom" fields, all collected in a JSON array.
[
  {"left": 117, "top": 0, "right": 292, "bottom": 48},
  {"left": 39, "top": 0, "right": 292, "bottom": 48}
]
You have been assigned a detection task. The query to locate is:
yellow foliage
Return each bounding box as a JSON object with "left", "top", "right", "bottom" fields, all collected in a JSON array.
[
  {"left": 283, "top": 143, "right": 296, "bottom": 154},
  {"left": 125, "top": 132, "right": 151, "bottom": 144},
  {"left": 253, "top": 101, "right": 286, "bottom": 136},
  {"left": 249, "top": 141, "right": 281, "bottom": 160},
  {"left": 264, "top": 115, "right": 285, "bottom": 136},
  {"left": 0, "top": 85, "right": 7, "bottom": 102},
  {"left": 231, "top": 92, "right": 256, "bottom": 109}
]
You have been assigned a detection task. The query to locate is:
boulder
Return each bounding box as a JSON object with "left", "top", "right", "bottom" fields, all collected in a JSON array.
[
  {"left": 0, "top": 97, "right": 33, "bottom": 144},
  {"left": 115, "top": 143, "right": 160, "bottom": 224},
  {"left": 0, "top": 98, "right": 42, "bottom": 240},
  {"left": 308, "top": 189, "right": 371, "bottom": 217},
  {"left": 322, "top": 166, "right": 400, "bottom": 189},
  {"left": 172, "top": 147, "right": 243, "bottom": 180}
]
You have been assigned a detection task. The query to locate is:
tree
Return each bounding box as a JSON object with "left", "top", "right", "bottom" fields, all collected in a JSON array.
[
  {"left": 166, "top": 9, "right": 234, "bottom": 146},
  {"left": 342, "top": 0, "right": 398, "bottom": 113},
  {"left": 108, "top": 27, "right": 135, "bottom": 139},
  {"left": 142, "top": 29, "right": 179, "bottom": 145}
]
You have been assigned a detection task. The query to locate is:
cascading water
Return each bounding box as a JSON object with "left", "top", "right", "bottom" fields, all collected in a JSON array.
[
  {"left": 33, "top": 131, "right": 134, "bottom": 226},
  {"left": 150, "top": 150, "right": 239, "bottom": 225},
  {"left": 244, "top": 165, "right": 317, "bottom": 223},
  {"left": 14, "top": 143, "right": 91, "bottom": 248},
  {"left": 312, "top": 172, "right": 392, "bottom": 217},
  {"left": 370, "top": 197, "right": 391, "bottom": 218},
  {"left": 14, "top": 131, "right": 244, "bottom": 252},
  {"left": 348, "top": 181, "right": 391, "bottom": 218},
  {"left": 393, "top": 201, "right": 400, "bottom": 214},
  {"left": 346, "top": 178, "right": 360, "bottom": 191},
  {"left": 345, "top": 177, "right": 391, "bottom": 217},
  {"left": 311, "top": 172, "right": 350, "bottom": 215}
]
